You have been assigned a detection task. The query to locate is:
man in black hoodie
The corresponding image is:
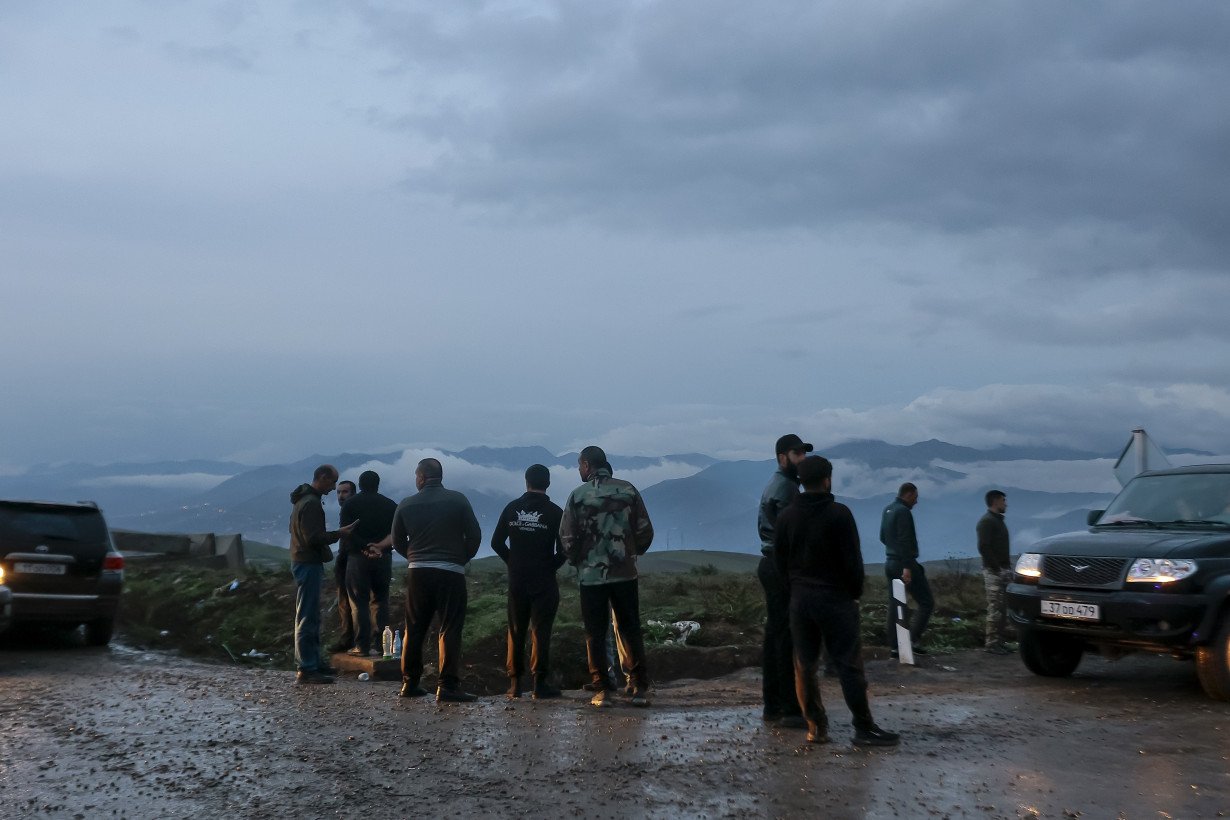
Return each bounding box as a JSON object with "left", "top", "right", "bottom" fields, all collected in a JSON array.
[
  {"left": 491, "top": 464, "right": 567, "bottom": 700},
  {"left": 774, "top": 456, "right": 900, "bottom": 746},
  {"left": 289, "top": 464, "right": 357, "bottom": 685}
]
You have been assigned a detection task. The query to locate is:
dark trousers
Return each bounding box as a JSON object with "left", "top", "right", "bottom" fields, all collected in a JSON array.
[
  {"left": 579, "top": 579, "right": 648, "bottom": 691},
  {"left": 790, "top": 585, "right": 874, "bottom": 732},
  {"left": 885, "top": 559, "right": 935, "bottom": 651},
  {"left": 402, "top": 568, "right": 467, "bottom": 691},
  {"left": 334, "top": 550, "right": 354, "bottom": 648},
  {"left": 506, "top": 584, "right": 560, "bottom": 681},
  {"left": 758, "top": 556, "right": 801, "bottom": 717},
  {"left": 345, "top": 553, "right": 392, "bottom": 653}
]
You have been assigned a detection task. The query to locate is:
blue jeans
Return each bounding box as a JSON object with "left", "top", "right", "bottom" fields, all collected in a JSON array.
[{"left": 292, "top": 562, "right": 324, "bottom": 673}]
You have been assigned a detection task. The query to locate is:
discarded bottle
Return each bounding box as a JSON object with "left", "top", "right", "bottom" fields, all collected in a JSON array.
[
  {"left": 382, "top": 626, "right": 394, "bottom": 659},
  {"left": 392, "top": 629, "right": 402, "bottom": 658}
]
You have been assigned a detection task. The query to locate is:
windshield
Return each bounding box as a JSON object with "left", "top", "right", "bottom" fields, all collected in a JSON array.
[{"left": 1098, "top": 472, "right": 1230, "bottom": 526}]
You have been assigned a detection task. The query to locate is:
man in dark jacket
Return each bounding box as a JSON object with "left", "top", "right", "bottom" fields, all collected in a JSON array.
[
  {"left": 329, "top": 480, "right": 357, "bottom": 653},
  {"left": 880, "top": 482, "right": 934, "bottom": 657},
  {"left": 289, "top": 464, "right": 357, "bottom": 685},
  {"left": 757, "top": 433, "right": 811, "bottom": 728},
  {"left": 340, "top": 470, "right": 398, "bottom": 657},
  {"left": 775, "top": 456, "right": 900, "bottom": 746},
  {"left": 491, "top": 464, "right": 567, "bottom": 700},
  {"left": 977, "top": 490, "right": 1013, "bottom": 654},
  {"left": 374, "top": 458, "right": 481, "bottom": 702}
]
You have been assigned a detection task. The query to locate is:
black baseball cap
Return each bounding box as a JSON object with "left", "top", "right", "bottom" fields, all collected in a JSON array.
[{"left": 775, "top": 434, "right": 814, "bottom": 455}]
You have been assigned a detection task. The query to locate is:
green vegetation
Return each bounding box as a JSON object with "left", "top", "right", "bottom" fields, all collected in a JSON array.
[{"left": 117, "top": 553, "right": 992, "bottom": 690}]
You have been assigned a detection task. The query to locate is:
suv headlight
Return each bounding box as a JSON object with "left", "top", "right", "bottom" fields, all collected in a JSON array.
[
  {"left": 1015, "top": 553, "right": 1042, "bottom": 579},
  {"left": 1127, "top": 558, "right": 1197, "bottom": 583}
]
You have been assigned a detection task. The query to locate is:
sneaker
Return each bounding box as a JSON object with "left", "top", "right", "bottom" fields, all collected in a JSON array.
[
  {"left": 630, "top": 689, "right": 651, "bottom": 707},
  {"left": 346, "top": 647, "right": 367, "bottom": 656},
  {"left": 853, "top": 725, "right": 901, "bottom": 747},
  {"left": 532, "top": 683, "right": 562, "bottom": 700},
  {"left": 506, "top": 680, "right": 522, "bottom": 699},
  {"left": 806, "top": 723, "right": 831, "bottom": 744},
  {"left": 436, "top": 688, "right": 478, "bottom": 703},
  {"left": 316, "top": 663, "right": 338, "bottom": 675},
  {"left": 296, "top": 671, "right": 335, "bottom": 685},
  {"left": 779, "top": 715, "right": 807, "bottom": 730},
  {"left": 984, "top": 642, "right": 1012, "bottom": 655},
  {"left": 911, "top": 645, "right": 929, "bottom": 656},
  {"left": 889, "top": 650, "right": 899, "bottom": 659},
  {"left": 398, "top": 682, "right": 429, "bottom": 698},
  {"left": 590, "top": 689, "right": 614, "bottom": 708}
]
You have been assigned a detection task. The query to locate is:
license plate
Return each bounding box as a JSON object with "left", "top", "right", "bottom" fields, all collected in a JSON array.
[
  {"left": 1041, "top": 599, "right": 1100, "bottom": 621},
  {"left": 13, "top": 562, "right": 67, "bottom": 575}
]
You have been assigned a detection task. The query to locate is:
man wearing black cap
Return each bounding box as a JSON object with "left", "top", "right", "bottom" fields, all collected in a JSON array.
[
  {"left": 756, "top": 433, "right": 812, "bottom": 728},
  {"left": 340, "top": 470, "right": 398, "bottom": 657},
  {"left": 774, "top": 456, "right": 900, "bottom": 746},
  {"left": 492, "top": 464, "right": 567, "bottom": 699},
  {"left": 561, "top": 445, "right": 655, "bottom": 708}
]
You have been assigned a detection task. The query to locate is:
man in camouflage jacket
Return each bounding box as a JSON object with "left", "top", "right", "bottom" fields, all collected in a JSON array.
[{"left": 560, "top": 445, "right": 654, "bottom": 707}]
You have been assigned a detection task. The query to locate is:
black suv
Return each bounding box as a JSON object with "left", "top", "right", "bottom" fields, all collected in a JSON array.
[
  {"left": 1007, "top": 465, "right": 1230, "bottom": 700},
  {"left": 0, "top": 499, "right": 124, "bottom": 645}
]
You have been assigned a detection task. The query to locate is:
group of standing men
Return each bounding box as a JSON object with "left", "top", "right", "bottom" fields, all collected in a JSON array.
[
  {"left": 757, "top": 433, "right": 1016, "bottom": 745},
  {"left": 287, "top": 447, "right": 656, "bottom": 708}
]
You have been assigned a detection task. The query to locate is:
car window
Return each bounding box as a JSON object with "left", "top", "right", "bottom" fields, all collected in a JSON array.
[
  {"left": 0, "top": 506, "right": 109, "bottom": 544},
  {"left": 1099, "top": 473, "right": 1230, "bottom": 524}
]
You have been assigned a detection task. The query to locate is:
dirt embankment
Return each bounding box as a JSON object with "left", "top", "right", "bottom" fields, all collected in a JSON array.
[{"left": 3, "top": 630, "right": 1228, "bottom": 819}]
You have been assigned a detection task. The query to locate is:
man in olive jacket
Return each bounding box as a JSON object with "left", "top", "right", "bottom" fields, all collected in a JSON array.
[
  {"left": 289, "top": 464, "right": 356, "bottom": 684},
  {"left": 978, "top": 490, "right": 1013, "bottom": 653},
  {"left": 880, "top": 482, "right": 934, "bottom": 656}
]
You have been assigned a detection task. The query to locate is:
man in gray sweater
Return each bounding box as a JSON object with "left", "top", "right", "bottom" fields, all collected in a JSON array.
[{"left": 374, "top": 458, "right": 482, "bottom": 702}]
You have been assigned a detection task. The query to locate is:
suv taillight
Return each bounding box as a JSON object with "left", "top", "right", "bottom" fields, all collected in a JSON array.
[{"left": 102, "top": 553, "right": 124, "bottom": 571}]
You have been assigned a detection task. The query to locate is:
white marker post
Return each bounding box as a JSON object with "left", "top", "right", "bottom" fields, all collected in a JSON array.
[{"left": 892, "top": 578, "right": 914, "bottom": 665}]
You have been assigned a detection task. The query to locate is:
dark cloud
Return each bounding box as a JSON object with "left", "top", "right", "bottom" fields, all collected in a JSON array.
[{"left": 344, "top": 1, "right": 1229, "bottom": 274}]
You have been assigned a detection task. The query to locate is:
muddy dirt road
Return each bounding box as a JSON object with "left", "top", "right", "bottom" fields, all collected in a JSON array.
[{"left": 1, "top": 639, "right": 1228, "bottom": 819}]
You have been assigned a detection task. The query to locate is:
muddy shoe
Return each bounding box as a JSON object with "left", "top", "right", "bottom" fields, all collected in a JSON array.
[
  {"left": 590, "top": 689, "right": 614, "bottom": 708},
  {"left": 296, "top": 671, "right": 335, "bottom": 685},
  {"left": 532, "top": 683, "right": 562, "bottom": 700},
  {"left": 779, "top": 715, "right": 807, "bottom": 730},
  {"left": 436, "top": 688, "right": 478, "bottom": 703},
  {"left": 316, "top": 664, "right": 338, "bottom": 676},
  {"left": 629, "top": 689, "right": 651, "bottom": 707},
  {"left": 853, "top": 725, "right": 901, "bottom": 747},
  {"left": 398, "top": 682, "right": 429, "bottom": 698}
]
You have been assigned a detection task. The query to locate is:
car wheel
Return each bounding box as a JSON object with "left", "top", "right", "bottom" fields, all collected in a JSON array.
[
  {"left": 1020, "top": 629, "right": 1083, "bottom": 677},
  {"left": 1195, "top": 614, "right": 1230, "bottom": 701},
  {"left": 84, "top": 618, "right": 115, "bottom": 647}
]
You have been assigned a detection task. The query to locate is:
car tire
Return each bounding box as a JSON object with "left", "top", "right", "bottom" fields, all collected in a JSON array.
[
  {"left": 1195, "top": 614, "right": 1230, "bottom": 701},
  {"left": 85, "top": 618, "right": 115, "bottom": 647},
  {"left": 1020, "top": 629, "right": 1083, "bottom": 677}
]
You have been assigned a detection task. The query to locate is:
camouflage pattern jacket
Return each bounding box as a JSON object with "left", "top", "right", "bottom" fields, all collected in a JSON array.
[{"left": 560, "top": 467, "right": 654, "bottom": 586}]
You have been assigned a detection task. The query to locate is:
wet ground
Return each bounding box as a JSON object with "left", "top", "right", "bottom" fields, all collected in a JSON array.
[{"left": 1, "top": 636, "right": 1228, "bottom": 819}]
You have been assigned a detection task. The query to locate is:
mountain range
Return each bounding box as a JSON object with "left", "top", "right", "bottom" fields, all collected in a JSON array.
[{"left": 2, "top": 438, "right": 1218, "bottom": 563}]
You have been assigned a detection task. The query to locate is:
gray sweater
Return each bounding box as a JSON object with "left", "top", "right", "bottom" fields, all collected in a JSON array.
[{"left": 390, "top": 481, "right": 481, "bottom": 568}]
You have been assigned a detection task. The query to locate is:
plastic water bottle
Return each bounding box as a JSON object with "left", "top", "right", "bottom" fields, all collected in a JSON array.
[
  {"left": 392, "top": 629, "right": 403, "bottom": 658},
  {"left": 382, "top": 626, "right": 394, "bottom": 659}
]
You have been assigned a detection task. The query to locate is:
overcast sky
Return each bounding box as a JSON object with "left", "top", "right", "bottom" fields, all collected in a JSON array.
[{"left": 2, "top": 0, "right": 1228, "bottom": 470}]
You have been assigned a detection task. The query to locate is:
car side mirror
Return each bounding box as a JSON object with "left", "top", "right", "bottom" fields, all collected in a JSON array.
[{"left": 1087, "top": 510, "right": 1104, "bottom": 526}]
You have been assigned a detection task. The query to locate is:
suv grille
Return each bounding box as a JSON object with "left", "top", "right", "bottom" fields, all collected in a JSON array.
[{"left": 1042, "top": 555, "right": 1127, "bottom": 587}]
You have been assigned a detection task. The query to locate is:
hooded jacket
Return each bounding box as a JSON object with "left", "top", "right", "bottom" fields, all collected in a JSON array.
[
  {"left": 773, "top": 492, "right": 865, "bottom": 599},
  {"left": 560, "top": 467, "right": 653, "bottom": 586},
  {"left": 289, "top": 484, "right": 339, "bottom": 564}
]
